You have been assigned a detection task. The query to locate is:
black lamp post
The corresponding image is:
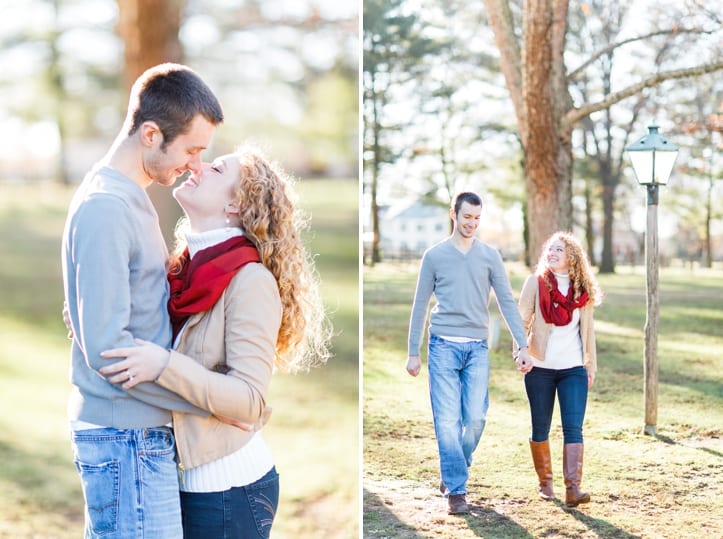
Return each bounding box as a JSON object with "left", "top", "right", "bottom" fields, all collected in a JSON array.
[{"left": 625, "top": 125, "right": 679, "bottom": 436}]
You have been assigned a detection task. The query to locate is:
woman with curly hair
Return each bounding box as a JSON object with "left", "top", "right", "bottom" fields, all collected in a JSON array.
[
  {"left": 517, "top": 231, "right": 602, "bottom": 507},
  {"left": 100, "top": 145, "right": 331, "bottom": 538}
]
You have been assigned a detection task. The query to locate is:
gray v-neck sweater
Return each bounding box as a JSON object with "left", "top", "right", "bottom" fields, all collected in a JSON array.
[
  {"left": 62, "top": 165, "right": 206, "bottom": 428},
  {"left": 408, "top": 238, "right": 527, "bottom": 355}
]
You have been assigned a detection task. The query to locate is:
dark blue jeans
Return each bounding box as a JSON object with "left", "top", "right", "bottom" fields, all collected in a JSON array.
[
  {"left": 524, "top": 366, "right": 588, "bottom": 444},
  {"left": 180, "top": 466, "right": 279, "bottom": 539}
]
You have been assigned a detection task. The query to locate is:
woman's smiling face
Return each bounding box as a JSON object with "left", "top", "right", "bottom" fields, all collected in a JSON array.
[
  {"left": 546, "top": 239, "right": 569, "bottom": 272},
  {"left": 173, "top": 153, "right": 241, "bottom": 232}
]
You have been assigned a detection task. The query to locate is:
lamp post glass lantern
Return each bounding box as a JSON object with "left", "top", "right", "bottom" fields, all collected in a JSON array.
[
  {"left": 627, "top": 125, "right": 679, "bottom": 203},
  {"left": 625, "top": 125, "right": 678, "bottom": 436}
]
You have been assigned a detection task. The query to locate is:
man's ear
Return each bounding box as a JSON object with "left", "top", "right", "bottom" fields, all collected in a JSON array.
[{"left": 139, "top": 121, "right": 162, "bottom": 148}]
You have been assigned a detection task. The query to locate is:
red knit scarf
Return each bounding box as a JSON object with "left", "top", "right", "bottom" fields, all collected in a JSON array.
[
  {"left": 538, "top": 269, "right": 588, "bottom": 326},
  {"left": 168, "top": 235, "right": 260, "bottom": 339}
]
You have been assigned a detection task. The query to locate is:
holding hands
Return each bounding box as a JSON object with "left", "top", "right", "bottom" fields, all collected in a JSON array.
[{"left": 515, "top": 346, "right": 533, "bottom": 374}]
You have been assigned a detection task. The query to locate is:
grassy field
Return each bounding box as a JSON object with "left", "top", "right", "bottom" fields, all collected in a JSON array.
[
  {"left": 363, "top": 262, "right": 723, "bottom": 539},
  {"left": 0, "top": 178, "right": 359, "bottom": 539}
]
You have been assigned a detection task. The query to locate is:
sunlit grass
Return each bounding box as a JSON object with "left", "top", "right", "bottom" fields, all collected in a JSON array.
[{"left": 363, "top": 262, "right": 723, "bottom": 538}]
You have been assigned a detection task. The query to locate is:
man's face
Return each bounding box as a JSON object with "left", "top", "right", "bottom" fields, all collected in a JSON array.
[
  {"left": 144, "top": 115, "right": 217, "bottom": 187},
  {"left": 451, "top": 201, "right": 481, "bottom": 239}
]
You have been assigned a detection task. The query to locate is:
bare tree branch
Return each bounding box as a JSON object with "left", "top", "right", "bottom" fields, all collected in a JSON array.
[
  {"left": 483, "top": 0, "right": 526, "bottom": 143},
  {"left": 568, "top": 27, "right": 717, "bottom": 81},
  {"left": 564, "top": 60, "right": 723, "bottom": 128}
]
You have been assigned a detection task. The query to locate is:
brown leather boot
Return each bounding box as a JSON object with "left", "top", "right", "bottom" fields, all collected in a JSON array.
[
  {"left": 563, "top": 443, "right": 590, "bottom": 507},
  {"left": 447, "top": 493, "right": 469, "bottom": 514},
  {"left": 529, "top": 439, "right": 555, "bottom": 500}
]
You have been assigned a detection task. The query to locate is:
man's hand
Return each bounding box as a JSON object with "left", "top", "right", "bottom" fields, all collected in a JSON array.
[
  {"left": 406, "top": 355, "right": 422, "bottom": 377},
  {"left": 62, "top": 302, "right": 73, "bottom": 339}
]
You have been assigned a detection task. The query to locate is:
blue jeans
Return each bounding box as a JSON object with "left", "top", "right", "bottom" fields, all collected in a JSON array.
[
  {"left": 71, "top": 427, "right": 182, "bottom": 538},
  {"left": 524, "top": 366, "right": 588, "bottom": 444},
  {"left": 180, "top": 466, "right": 279, "bottom": 539},
  {"left": 427, "top": 334, "right": 490, "bottom": 496}
]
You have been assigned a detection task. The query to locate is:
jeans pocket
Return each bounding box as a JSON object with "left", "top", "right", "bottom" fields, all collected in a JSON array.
[
  {"left": 142, "top": 428, "right": 175, "bottom": 455},
  {"left": 74, "top": 459, "right": 120, "bottom": 536},
  {"left": 245, "top": 469, "right": 279, "bottom": 539}
]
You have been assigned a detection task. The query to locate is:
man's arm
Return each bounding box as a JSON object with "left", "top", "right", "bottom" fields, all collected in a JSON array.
[
  {"left": 67, "top": 197, "right": 207, "bottom": 415},
  {"left": 407, "top": 254, "right": 435, "bottom": 376},
  {"left": 489, "top": 249, "right": 531, "bottom": 372}
]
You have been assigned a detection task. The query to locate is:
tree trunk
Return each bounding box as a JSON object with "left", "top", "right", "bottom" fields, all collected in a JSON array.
[
  {"left": 583, "top": 179, "right": 595, "bottom": 266},
  {"left": 521, "top": 0, "right": 573, "bottom": 262},
  {"left": 117, "top": 0, "right": 183, "bottom": 89},
  {"left": 485, "top": 0, "right": 574, "bottom": 263},
  {"left": 369, "top": 72, "right": 382, "bottom": 265},
  {"left": 117, "top": 0, "right": 184, "bottom": 248},
  {"left": 50, "top": 0, "right": 69, "bottom": 184},
  {"left": 704, "top": 174, "right": 713, "bottom": 268},
  {"left": 600, "top": 177, "right": 616, "bottom": 272}
]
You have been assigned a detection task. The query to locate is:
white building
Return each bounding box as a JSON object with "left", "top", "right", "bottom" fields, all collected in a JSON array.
[{"left": 379, "top": 199, "right": 450, "bottom": 258}]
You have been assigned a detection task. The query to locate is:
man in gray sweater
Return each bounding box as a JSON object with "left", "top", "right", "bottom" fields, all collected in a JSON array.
[
  {"left": 62, "top": 64, "right": 223, "bottom": 538},
  {"left": 407, "top": 191, "right": 532, "bottom": 515}
]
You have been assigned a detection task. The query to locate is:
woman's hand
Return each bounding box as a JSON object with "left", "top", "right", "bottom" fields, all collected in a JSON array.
[
  {"left": 215, "top": 414, "right": 254, "bottom": 431},
  {"left": 99, "top": 338, "right": 170, "bottom": 390},
  {"left": 588, "top": 371, "right": 595, "bottom": 388},
  {"left": 215, "top": 406, "right": 273, "bottom": 432}
]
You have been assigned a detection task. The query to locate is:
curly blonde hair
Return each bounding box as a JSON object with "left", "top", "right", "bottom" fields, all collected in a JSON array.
[
  {"left": 534, "top": 231, "right": 603, "bottom": 306},
  {"left": 171, "top": 145, "right": 332, "bottom": 373}
]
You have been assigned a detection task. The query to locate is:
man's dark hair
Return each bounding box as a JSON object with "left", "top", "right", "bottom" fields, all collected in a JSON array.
[
  {"left": 127, "top": 63, "right": 224, "bottom": 149},
  {"left": 452, "top": 192, "right": 482, "bottom": 216}
]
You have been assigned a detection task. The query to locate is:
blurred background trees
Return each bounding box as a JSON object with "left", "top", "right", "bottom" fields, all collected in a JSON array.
[
  {"left": 0, "top": 0, "right": 358, "bottom": 238},
  {"left": 1, "top": 0, "right": 357, "bottom": 178}
]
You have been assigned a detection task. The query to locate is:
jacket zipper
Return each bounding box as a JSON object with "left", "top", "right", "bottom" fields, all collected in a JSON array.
[{"left": 178, "top": 460, "right": 185, "bottom": 488}]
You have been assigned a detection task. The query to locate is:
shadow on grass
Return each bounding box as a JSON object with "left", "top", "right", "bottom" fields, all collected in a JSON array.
[
  {"left": 696, "top": 446, "right": 723, "bottom": 458},
  {"left": 363, "top": 488, "right": 538, "bottom": 538},
  {"left": 557, "top": 500, "right": 642, "bottom": 539},
  {"left": 653, "top": 433, "right": 723, "bottom": 458},
  {"left": 462, "top": 498, "right": 536, "bottom": 538},
  {"left": 363, "top": 488, "right": 426, "bottom": 538}
]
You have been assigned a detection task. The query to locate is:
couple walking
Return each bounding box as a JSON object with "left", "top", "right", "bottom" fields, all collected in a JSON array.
[
  {"left": 407, "top": 191, "right": 602, "bottom": 514},
  {"left": 62, "top": 63, "right": 330, "bottom": 538}
]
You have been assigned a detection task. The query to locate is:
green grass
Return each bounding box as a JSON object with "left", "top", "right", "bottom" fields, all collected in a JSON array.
[
  {"left": 363, "top": 262, "right": 723, "bottom": 539},
  {"left": 0, "top": 178, "right": 359, "bottom": 539}
]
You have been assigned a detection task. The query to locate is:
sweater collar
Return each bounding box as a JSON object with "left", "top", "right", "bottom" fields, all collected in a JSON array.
[{"left": 185, "top": 227, "right": 245, "bottom": 259}]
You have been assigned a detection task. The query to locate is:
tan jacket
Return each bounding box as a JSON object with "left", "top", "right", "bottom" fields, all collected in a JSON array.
[
  {"left": 518, "top": 274, "right": 597, "bottom": 374},
  {"left": 156, "top": 262, "right": 282, "bottom": 470}
]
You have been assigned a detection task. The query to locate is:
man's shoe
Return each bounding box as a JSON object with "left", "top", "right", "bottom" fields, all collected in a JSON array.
[{"left": 447, "top": 493, "right": 469, "bottom": 515}]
